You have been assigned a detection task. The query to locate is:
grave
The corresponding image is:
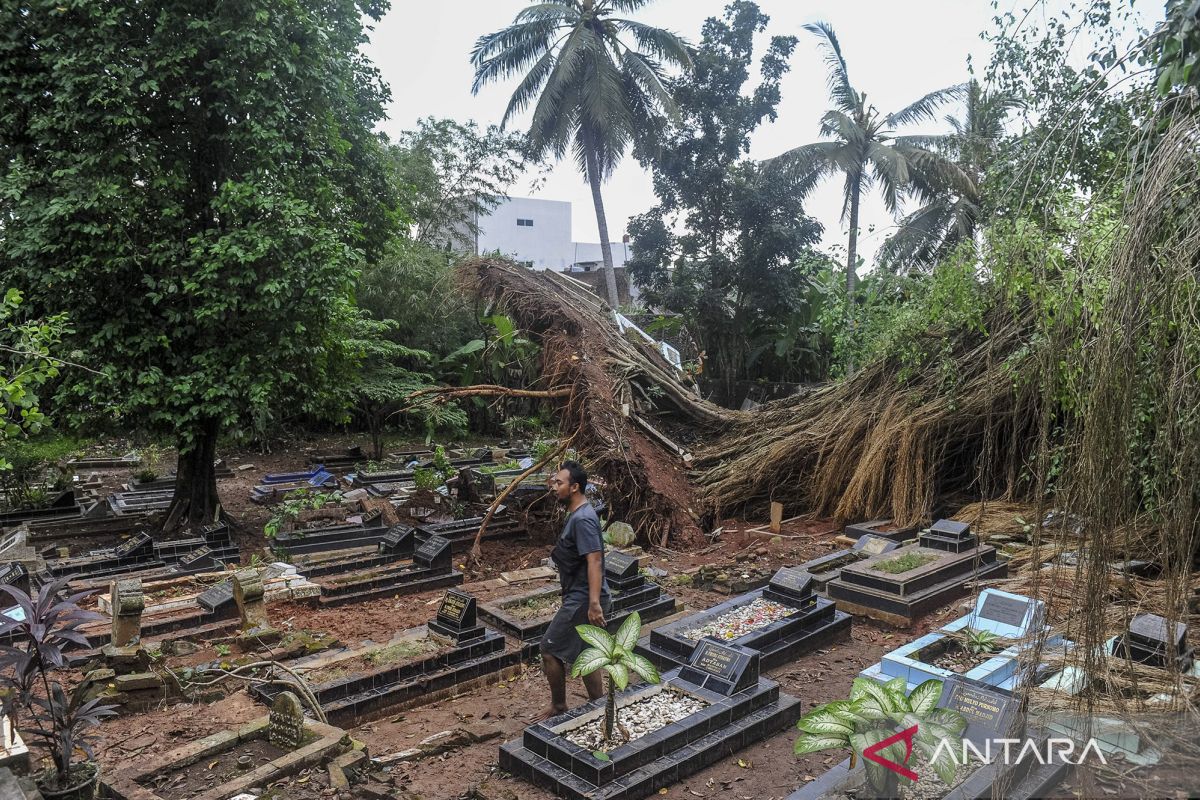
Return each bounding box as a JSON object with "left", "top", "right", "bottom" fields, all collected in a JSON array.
[
  {"left": 103, "top": 699, "right": 356, "bottom": 800},
  {"left": 826, "top": 519, "right": 1008, "bottom": 625},
  {"left": 250, "top": 469, "right": 339, "bottom": 504},
  {"left": 415, "top": 510, "right": 525, "bottom": 552},
  {"left": 0, "top": 562, "right": 30, "bottom": 595},
  {"left": 794, "top": 533, "right": 900, "bottom": 593},
  {"left": 499, "top": 640, "right": 802, "bottom": 800},
  {"left": 1114, "top": 613, "right": 1194, "bottom": 672},
  {"left": 859, "top": 589, "right": 1054, "bottom": 691},
  {"left": 787, "top": 676, "right": 1068, "bottom": 800},
  {"left": 636, "top": 566, "right": 850, "bottom": 671},
  {"left": 250, "top": 590, "right": 519, "bottom": 725},
  {"left": 65, "top": 452, "right": 141, "bottom": 469},
  {"left": 0, "top": 489, "right": 86, "bottom": 525},
  {"left": 233, "top": 568, "right": 281, "bottom": 650},
  {"left": 315, "top": 533, "right": 462, "bottom": 607},
  {"left": 110, "top": 577, "right": 145, "bottom": 647},
  {"left": 843, "top": 518, "right": 920, "bottom": 543},
  {"left": 270, "top": 510, "right": 388, "bottom": 557},
  {"left": 277, "top": 523, "right": 415, "bottom": 579},
  {"left": 478, "top": 550, "right": 677, "bottom": 644}
]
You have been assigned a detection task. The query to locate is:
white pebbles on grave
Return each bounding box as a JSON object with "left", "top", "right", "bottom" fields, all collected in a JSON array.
[
  {"left": 679, "top": 597, "right": 795, "bottom": 642},
  {"left": 562, "top": 689, "right": 708, "bottom": 750}
]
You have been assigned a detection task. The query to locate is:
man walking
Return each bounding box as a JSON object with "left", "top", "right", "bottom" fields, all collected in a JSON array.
[{"left": 534, "top": 460, "right": 611, "bottom": 721}]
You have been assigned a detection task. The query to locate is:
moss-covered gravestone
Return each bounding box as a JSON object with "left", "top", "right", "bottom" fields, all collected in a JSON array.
[
  {"left": 111, "top": 577, "right": 145, "bottom": 647},
  {"left": 268, "top": 691, "right": 307, "bottom": 750},
  {"left": 233, "top": 568, "right": 281, "bottom": 651}
]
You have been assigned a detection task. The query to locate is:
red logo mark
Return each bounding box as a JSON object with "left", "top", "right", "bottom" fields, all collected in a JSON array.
[{"left": 862, "top": 724, "right": 919, "bottom": 781}]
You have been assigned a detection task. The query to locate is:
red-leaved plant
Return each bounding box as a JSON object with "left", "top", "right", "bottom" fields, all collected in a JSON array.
[{"left": 0, "top": 578, "right": 117, "bottom": 792}]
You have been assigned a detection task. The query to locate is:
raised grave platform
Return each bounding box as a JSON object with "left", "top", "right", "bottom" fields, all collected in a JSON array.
[
  {"left": 500, "top": 641, "right": 802, "bottom": 800},
  {"left": 251, "top": 589, "right": 520, "bottom": 724},
  {"left": 478, "top": 551, "right": 676, "bottom": 644},
  {"left": 827, "top": 519, "right": 1007, "bottom": 625},
  {"left": 795, "top": 533, "right": 899, "bottom": 593},
  {"left": 636, "top": 567, "right": 850, "bottom": 671},
  {"left": 314, "top": 533, "right": 461, "bottom": 607}
]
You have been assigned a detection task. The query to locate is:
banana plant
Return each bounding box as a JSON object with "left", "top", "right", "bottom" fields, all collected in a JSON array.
[
  {"left": 794, "top": 677, "right": 967, "bottom": 797},
  {"left": 572, "top": 611, "right": 661, "bottom": 743}
]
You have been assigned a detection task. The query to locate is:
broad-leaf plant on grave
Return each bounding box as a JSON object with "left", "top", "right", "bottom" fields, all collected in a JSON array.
[
  {"left": 960, "top": 628, "right": 1002, "bottom": 656},
  {"left": 0, "top": 578, "right": 117, "bottom": 798},
  {"left": 794, "top": 677, "right": 966, "bottom": 798},
  {"left": 572, "top": 611, "right": 661, "bottom": 748},
  {"left": 0, "top": 0, "right": 401, "bottom": 531}
]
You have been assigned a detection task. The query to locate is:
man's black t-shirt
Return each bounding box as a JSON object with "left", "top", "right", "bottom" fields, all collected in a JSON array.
[{"left": 550, "top": 502, "right": 610, "bottom": 603}]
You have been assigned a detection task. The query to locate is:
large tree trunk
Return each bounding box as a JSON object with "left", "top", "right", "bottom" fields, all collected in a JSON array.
[
  {"left": 583, "top": 127, "right": 620, "bottom": 308},
  {"left": 162, "top": 416, "right": 221, "bottom": 533}
]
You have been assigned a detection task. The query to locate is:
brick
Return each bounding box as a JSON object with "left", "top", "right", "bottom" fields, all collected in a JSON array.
[{"left": 114, "top": 672, "right": 162, "bottom": 691}]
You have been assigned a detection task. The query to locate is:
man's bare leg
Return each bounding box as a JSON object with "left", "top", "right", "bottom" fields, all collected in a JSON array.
[
  {"left": 582, "top": 668, "right": 604, "bottom": 701},
  {"left": 532, "top": 653, "right": 569, "bottom": 722}
]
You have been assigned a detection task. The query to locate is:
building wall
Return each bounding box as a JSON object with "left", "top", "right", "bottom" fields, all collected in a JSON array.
[
  {"left": 475, "top": 197, "right": 573, "bottom": 271},
  {"left": 476, "top": 197, "right": 630, "bottom": 272}
]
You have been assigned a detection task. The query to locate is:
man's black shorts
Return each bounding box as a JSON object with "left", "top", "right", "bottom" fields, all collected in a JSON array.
[{"left": 541, "top": 594, "right": 614, "bottom": 667}]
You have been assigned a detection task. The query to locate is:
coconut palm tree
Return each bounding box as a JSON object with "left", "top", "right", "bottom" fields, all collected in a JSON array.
[
  {"left": 878, "top": 80, "right": 1020, "bottom": 271},
  {"left": 774, "top": 22, "right": 973, "bottom": 294},
  {"left": 471, "top": 0, "right": 690, "bottom": 307}
]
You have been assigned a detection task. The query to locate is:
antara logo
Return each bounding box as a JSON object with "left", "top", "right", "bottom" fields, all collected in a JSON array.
[
  {"left": 930, "top": 737, "right": 1109, "bottom": 766},
  {"left": 863, "top": 727, "right": 1108, "bottom": 782}
]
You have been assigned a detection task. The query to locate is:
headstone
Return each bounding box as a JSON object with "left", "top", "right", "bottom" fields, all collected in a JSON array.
[
  {"left": 378, "top": 524, "right": 415, "bottom": 557},
  {"left": 201, "top": 522, "right": 231, "bottom": 545},
  {"left": 197, "top": 580, "right": 235, "bottom": 613},
  {"left": 0, "top": 563, "right": 29, "bottom": 596},
  {"left": 972, "top": 589, "right": 1041, "bottom": 639},
  {"left": 853, "top": 534, "right": 900, "bottom": 556},
  {"left": 937, "top": 675, "right": 1020, "bottom": 746},
  {"left": 177, "top": 546, "right": 215, "bottom": 571},
  {"left": 769, "top": 502, "right": 784, "bottom": 534},
  {"left": 1117, "top": 613, "right": 1193, "bottom": 671},
  {"left": 232, "top": 569, "right": 269, "bottom": 631},
  {"left": 604, "top": 551, "right": 643, "bottom": 582},
  {"left": 920, "top": 519, "right": 978, "bottom": 553},
  {"left": 428, "top": 589, "right": 485, "bottom": 644},
  {"left": 678, "top": 640, "right": 759, "bottom": 695},
  {"left": 413, "top": 535, "right": 451, "bottom": 571},
  {"left": 110, "top": 578, "right": 144, "bottom": 647},
  {"left": 113, "top": 532, "right": 153, "bottom": 561},
  {"left": 767, "top": 567, "right": 814, "bottom": 604},
  {"left": 268, "top": 691, "right": 306, "bottom": 750}
]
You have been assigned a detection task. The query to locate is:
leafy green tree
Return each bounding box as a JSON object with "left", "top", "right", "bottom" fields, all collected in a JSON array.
[
  {"left": 471, "top": 0, "right": 691, "bottom": 307},
  {"left": 571, "top": 611, "right": 660, "bottom": 744},
  {"left": 0, "top": 1, "right": 399, "bottom": 530},
  {"left": 879, "top": 81, "right": 1020, "bottom": 271},
  {"left": 794, "top": 677, "right": 966, "bottom": 798},
  {"left": 775, "top": 22, "right": 972, "bottom": 295},
  {"left": 0, "top": 289, "right": 68, "bottom": 471},
  {"left": 393, "top": 117, "right": 538, "bottom": 250},
  {"left": 628, "top": 2, "right": 829, "bottom": 392}
]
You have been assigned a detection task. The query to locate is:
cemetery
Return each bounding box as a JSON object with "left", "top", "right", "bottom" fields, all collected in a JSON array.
[{"left": 1, "top": 4, "right": 1198, "bottom": 799}]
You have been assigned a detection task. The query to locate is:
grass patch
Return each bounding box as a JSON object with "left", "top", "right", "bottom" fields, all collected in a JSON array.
[
  {"left": 363, "top": 638, "right": 440, "bottom": 666},
  {"left": 507, "top": 593, "right": 561, "bottom": 620},
  {"left": 872, "top": 552, "right": 938, "bottom": 574}
]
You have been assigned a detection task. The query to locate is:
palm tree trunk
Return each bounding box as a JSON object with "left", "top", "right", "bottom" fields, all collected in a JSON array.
[
  {"left": 583, "top": 126, "right": 620, "bottom": 307},
  {"left": 846, "top": 178, "right": 861, "bottom": 295}
]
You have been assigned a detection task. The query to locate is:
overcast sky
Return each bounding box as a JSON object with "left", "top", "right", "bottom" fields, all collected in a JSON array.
[{"left": 362, "top": 1, "right": 1156, "bottom": 270}]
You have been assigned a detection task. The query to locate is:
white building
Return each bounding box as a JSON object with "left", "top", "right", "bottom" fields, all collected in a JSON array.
[{"left": 474, "top": 197, "right": 629, "bottom": 272}]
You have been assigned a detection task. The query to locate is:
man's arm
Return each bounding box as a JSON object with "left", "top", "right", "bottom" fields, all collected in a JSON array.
[{"left": 585, "top": 551, "right": 606, "bottom": 627}]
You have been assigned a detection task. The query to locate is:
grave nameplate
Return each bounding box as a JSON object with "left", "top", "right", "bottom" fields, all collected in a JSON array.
[
  {"left": 114, "top": 533, "right": 153, "bottom": 560},
  {"left": 379, "top": 524, "right": 415, "bottom": 556},
  {"left": 414, "top": 535, "right": 451, "bottom": 569},
  {"left": 937, "top": 676, "right": 1019, "bottom": 746},
  {"left": 767, "top": 567, "right": 814, "bottom": 603},
  {"left": 929, "top": 519, "right": 971, "bottom": 539},
  {"left": 605, "top": 550, "right": 639, "bottom": 581},
  {"left": 978, "top": 592, "right": 1032, "bottom": 630},
  {"left": 268, "top": 691, "right": 307, "bottom": 750},
  {"left": 178, "top": 546, "right": 213, "bottom": 568},
  {"left": 678, "top": 640, "right": 759, "bottom": 696},
  {"left": 437, "top": 589, "right": 476, "bottom": 629},
  {"left": 198, "top": 580, "right": 235, "bottom": 612},
  {"left": 854, "top": 534, "right": 899, "bottom": 556},
  {"left": 1128, "top": 613, "right": 1187, "bottom": 654},
  {"left": 0, "top": 562, "right": 27, "bottom": 587}
]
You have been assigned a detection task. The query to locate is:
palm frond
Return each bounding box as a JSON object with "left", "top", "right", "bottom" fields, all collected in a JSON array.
[
  {"left": 515, "top": 1, "right": 579, "bottom": 25},
  {"left": 604, "top": 0, "right": 656, "bottom": 13},
  {"left": 610, "top": 18, "right": 692, "bottom": 68},
  {"left": 621, "top": 49, "right": 676, "bottom": 119},
  {"left": 818, "top": 110, "right": 867, "bottom": 147},
  {"left": 471, "top": 19, "right": 563, "bottom": 92},
  {"left": 501, "top": 46, "right": 559, "bottom": 127},
  {"left": 886, "top": 83, "right": 964, "bottom": 128},
  {"left": 527, "top": 26, "right": 589, "bottom": 156},
  {"left": 866, "top": 141, "right": 908, "bottom": 214},
  {"left": 803, "top": 21, "right": 856, "bottom": 113}
]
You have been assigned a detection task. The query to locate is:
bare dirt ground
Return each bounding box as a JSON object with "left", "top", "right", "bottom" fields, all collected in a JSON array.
[{"left": 69, "top": 436, "right": 974, "bottom": 799}]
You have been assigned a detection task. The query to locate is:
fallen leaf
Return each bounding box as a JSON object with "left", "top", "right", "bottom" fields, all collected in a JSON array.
[
  {"left": 297, "top": 776, "right": 309, "bottom": 784},
  {"left": 737, "top": 758, "right": 751, "bottom": 769},
  {"left": 207, "top": 761, "right": 218, "bottom": 769}
]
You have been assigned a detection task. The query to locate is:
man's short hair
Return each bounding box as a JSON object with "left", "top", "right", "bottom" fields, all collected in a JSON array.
[{"left": 560, "top": 460, "right": 587, "bottom": 494}]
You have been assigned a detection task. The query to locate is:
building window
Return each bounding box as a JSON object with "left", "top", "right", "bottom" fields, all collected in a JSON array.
[{"left": 516, "top": 218, "right": 534, "bottom": 227}]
